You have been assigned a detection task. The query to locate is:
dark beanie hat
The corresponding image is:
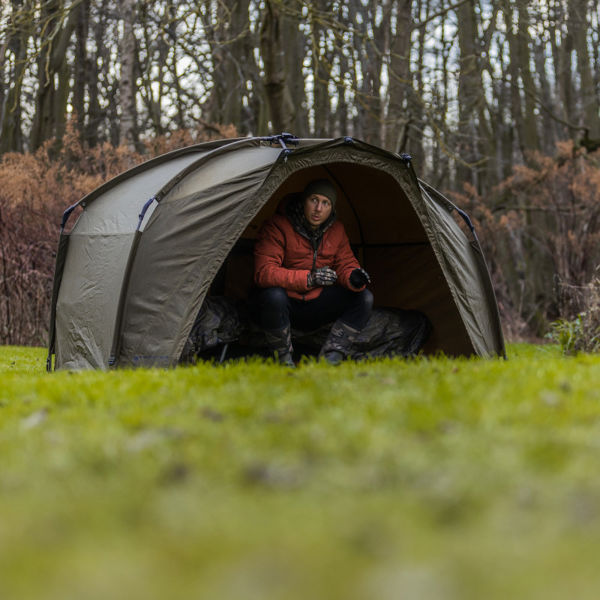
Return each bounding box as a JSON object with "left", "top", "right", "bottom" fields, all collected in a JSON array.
[{"left": 303, "top": 179, "right": 337, "bottom": 208}]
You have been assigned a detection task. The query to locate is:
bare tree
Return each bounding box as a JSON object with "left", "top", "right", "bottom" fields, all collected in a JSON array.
[
  {"left": 0, "top": 0, "right": 31, "bottom": 153},
  {"left": 118, "top": 0, "right": 138, "bottom": 149},
  {"left": 260, "top": 0, "right": 296, "bottom": 132},
  {"left": 569, "top": 0, "right": 600, "bottom": 138},
  {"left": 0, "top": 0, "right": 599, "bottom": 196},
  {"left": 29, "top": 0, "right": 79, "bottom": 152}
]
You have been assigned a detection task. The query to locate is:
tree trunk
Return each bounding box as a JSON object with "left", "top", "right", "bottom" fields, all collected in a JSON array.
[
  {"left": 357, "top": 0, "right": 383, "bottom": 144},
  {"left": 516, "top": 0, "right": 540, "bottom": 156},
  {"left": 428, "top": 3, "right": 451, "bottom": 187},
  {"left": 497, "top": 56, "right": 515, "bottom": 183},
  {"left": 533, "top": 39, "right": 558, "bottom": 155},
  {"left": 310, "top": 0, "right": 332, "bottom": 137},
  {"left": 551, "top": 0, "right": 575, "bottom": 130},
  {"left": 84, "top": 4, "right": 108, "bottom": 147},
  {"left": 260, "top": 0, "right": 295, "bottom": 133},
  {"left": 202, "top": 0, "right": 256, "bottom": 133},
  {"left": 502, "top": 0, "right": 541, "bottom": 164},
  {"left": 29, "top": 0, "right": 78, "bottom": 152},
  {"left": 0, "top": 0, "right": 30, "bottom": 154},
  {"left": 118, "top": 0, "right": 138, "bottom": 149},
  {"left": 455, "top": 0, "right": 482, "bottom": 187},
  {"left": 72, "top": 0, "right": 89, "bottom": 137},
  {"left": 406, "top": 0, "right": 425, "bottom": 168},
  {"left": 569, "top": 0, "right": 600, "bottom": 138},
  {"left": 284, "top": 2, "right": 308, "bottom": 136}
]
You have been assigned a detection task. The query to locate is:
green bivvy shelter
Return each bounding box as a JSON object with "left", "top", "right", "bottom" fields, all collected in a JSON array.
[{"left": 46, "top": 134, "right": 505, "bottom": 371}]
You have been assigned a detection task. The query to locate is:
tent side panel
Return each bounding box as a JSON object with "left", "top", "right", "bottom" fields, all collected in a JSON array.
[
  {"left": 417, "top": 188, "right": 505, "bottom": 357},
  {"left": 469, "top": 241, "right": 506, "bottom": 357},
  {"left": 53, "top": 154, "right": 209, "bottom": 370},
  {"left": 118, "top": 162, "right": 278, "bottom": 367},
  {"left": 73, "top": 154, "right": 203, "bottom": 235},
  {"left": 55, "top": 233, "right": 135, "bottom": 370}
]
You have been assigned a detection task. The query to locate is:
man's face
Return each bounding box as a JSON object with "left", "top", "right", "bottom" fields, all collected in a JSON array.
[{"left": 303, "top": 193, "right": 333, "bottom": 227}]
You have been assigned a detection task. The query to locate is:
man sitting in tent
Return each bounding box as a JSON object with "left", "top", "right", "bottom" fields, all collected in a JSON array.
[{"left": 252, "top": 179, "right": 373, "bottom": 366}]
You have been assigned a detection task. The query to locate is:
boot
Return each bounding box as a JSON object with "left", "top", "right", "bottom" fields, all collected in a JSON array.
[
  {"left": 264, "top": 325, "right": 295, "bottom": 367},
  {"left": 319, "top": 321, "right": 360, "bottom": 365}
]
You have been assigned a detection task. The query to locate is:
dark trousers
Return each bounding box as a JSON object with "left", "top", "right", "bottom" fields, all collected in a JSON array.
[{"left": 251, "top": 285, "right": 373, "bottom": 332}]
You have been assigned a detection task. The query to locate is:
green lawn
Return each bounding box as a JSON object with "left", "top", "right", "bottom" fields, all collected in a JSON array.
[{"left": 2, "top": 344, "right": 600, "bottom": 599}]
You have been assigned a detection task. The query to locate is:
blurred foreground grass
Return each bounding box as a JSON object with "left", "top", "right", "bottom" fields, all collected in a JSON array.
[{"left": 2, "top": 344, "right": 600, "bottom": 599}]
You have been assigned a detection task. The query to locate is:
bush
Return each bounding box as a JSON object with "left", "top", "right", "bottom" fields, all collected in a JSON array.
[
  {"left": 451, "top": 143, "right": 600, "bottom": 340},
  {"left": 547, "top": 278, "right": 600, "bottom": 354}
]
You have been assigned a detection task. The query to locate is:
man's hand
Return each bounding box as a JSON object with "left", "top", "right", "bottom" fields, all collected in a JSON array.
[
  {"left": 308, "top": 266, "right": 338, "bottom": 287},
  {"left": 349, "top": 267, "right": 370, "bottom": 288}
]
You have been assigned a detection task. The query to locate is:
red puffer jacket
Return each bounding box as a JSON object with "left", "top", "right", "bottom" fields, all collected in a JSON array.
[{"left": 254, "top": 212, "right": 364, "bottom": 301}]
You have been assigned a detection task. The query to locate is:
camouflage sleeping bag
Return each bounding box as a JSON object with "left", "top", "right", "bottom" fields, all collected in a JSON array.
[{"left": 180, "top": 296, "right": 431, "bottom": 363}]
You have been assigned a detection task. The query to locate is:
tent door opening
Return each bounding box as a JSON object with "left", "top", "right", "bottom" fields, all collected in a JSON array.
[{"left": 185, "top": 163, "right": 473, "bottom": 362}]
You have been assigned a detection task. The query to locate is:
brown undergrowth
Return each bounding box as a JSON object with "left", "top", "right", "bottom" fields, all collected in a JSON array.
[
  {"left": 0, "top": 121, "right": 237, "bottom": 346},
  {"left": 2, "top": 132, "right": 599, "bottom": 347},
  {"left": 451, "top": 142, "right": 600, "bottom": 342}
]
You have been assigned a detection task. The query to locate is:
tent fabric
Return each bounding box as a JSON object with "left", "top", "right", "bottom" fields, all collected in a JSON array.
[
  {"left": 416, "top": 184, "right": 500, "bottom": 357},
  {"left": 49, "top": 135, "right": 506, "bottom": 371},
  {"left": 118, "top": 160, "right": 280, "bottom": 367},
  {"left": 56, "top": 232, "right": 134, "bottom": 369}
]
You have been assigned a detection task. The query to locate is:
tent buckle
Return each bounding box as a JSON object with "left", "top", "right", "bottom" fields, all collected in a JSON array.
[{"left": 265, "top": 132, "right": 299, "bottom": 150}]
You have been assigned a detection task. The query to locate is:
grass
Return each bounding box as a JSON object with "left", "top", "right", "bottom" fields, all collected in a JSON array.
[{"left": 2, "top": 343, "right": 600, "bottom": 599}]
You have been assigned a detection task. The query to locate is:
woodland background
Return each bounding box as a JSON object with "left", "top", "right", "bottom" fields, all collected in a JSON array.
[{"left": 1, "top": 0, "right": 600, "bottom": 347}]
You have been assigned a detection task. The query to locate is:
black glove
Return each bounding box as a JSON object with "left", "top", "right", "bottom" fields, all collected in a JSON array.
[
  {"left": 349, "top": 267, "right": 370, "bottom": 288},
  {"left": 308, "top": 266, "right": 338, "bottom": 287}
]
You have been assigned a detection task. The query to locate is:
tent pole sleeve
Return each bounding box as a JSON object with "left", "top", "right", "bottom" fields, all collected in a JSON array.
[
  {"left": 108, "top": 230, "right": 143, "bottom": 367},
  {"left": 46, "top": 234, "right": 70, "bottom": 372},
  {"left": 454, "top": 207, "right": 479, "bottom": 242},
  {"left": 108, "top": 197, "right": 157, "bottom": 367},
  {"left": 418, "top": 178, "right": 480, "bottom": 243}
]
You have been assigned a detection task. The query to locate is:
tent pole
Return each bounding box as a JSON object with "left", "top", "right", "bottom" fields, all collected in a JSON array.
[
  {"left": 46, "top": 230, "right": 72, "bottom": 372},
  {"left": 108, "top": 196, "right": 157, "bottom": 367},
  {"left": 219, "top": 343, "right": 229, "bottom": 363}
]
